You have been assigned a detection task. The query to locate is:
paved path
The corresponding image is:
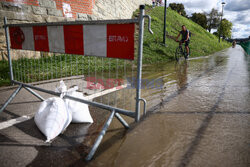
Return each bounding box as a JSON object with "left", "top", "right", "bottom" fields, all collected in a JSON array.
[{"left": 0, "top": 46, "right": 249, "bottom": 166}]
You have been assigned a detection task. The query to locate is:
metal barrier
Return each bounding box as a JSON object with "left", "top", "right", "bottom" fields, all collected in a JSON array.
[{"left": 0, "top": 5, "right": 153, "bottom": 160}]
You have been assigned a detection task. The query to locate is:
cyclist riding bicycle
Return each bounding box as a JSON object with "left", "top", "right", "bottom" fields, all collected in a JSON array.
[
  {"left": 176, "top": 25, "right": 190, "bottom": 58},
  {"left": 232, "top": 40, "right": 236, "bottom": 48}
]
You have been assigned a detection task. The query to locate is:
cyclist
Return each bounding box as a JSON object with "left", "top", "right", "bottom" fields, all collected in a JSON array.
[
  {"left": 232, "top": 40, "right": 236, "bottom": 48},
  {"left": 176, "top": 25, "right": 190, "bottom": 58}
]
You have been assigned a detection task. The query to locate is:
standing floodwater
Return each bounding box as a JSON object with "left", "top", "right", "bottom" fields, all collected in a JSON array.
[
  {"left": 86, "top": 46, "right": 250, "bottom": 167},
  {"left": 0, "top": 46, "right": 249, "bottom": 166}
]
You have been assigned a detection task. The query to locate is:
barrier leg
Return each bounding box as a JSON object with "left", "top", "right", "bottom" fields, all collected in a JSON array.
[
  {"left": 4, "top": 17, "right": 14, "bottom": 83},
  {"left": 85, "top": 110, "right": 115, "bottom": 161},
  {"left": 115, "top": 113, "right": 129, "bottom": 129},
  {"left": 139, "top": 98, "right": 147, "bottom": 116},
  {"left": 23, "top": 86, "right": 45, "bottom": 101},
  {"left": 135, "top": 5, "right": 145, "bottom": 122},
  {"left": 0, "top": 84, "right": 22, "bottom": 113}
]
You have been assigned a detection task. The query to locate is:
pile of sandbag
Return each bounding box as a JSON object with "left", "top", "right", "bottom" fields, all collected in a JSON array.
[{"left": 35, "top": 80, "right": 93, "bottom": 142}]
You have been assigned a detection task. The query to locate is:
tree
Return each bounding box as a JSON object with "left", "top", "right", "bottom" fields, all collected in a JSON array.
[
  {"left": 213, "top": 31, "right": 219, "bottom": 37},
  {"left": 169, "top": 3, "right": 187, "bottom": 17},
  {"left": 206, "top": 8, "right": 221, "bottom": 32},
  {"left": 218, "top": 18, "right": 233, "bottom": 39},
  {"left": 191, "top": 13, "right": 207, "bottom": 29}
]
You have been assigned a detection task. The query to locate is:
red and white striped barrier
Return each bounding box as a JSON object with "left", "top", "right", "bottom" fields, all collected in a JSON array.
[{"left": 9, "top": 23, "right": 135, "bottom": 60}]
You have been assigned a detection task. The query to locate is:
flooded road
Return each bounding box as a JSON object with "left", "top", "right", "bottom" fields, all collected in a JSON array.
[
  {"left": 85, "top": 46, "right": 250, "bottom": 167},
  {"left": 0, "top": 46, "right": 249, "bottom": 167}
]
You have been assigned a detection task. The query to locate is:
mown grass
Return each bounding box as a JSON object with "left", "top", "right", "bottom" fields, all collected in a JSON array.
[
  {"left": 137, "top": 6, "right": 230, "bottom": 63},
  {"left": 0, "top": 6, "right": 230, "bottom": 86},
  {"left": 0, "top": 60, "right": 10, "bottom": 86},
  {"left": 3, "top": 54, "right": 131, "bottom": 85}
]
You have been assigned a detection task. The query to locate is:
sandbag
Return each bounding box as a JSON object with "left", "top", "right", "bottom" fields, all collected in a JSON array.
[
  {"left": 55, "top": 80, "right": 67, "bottom": 98},
  {"left": 65, "top": 87, "right": 93, "bottom": 123},
  {"left": 35, "top": 97, "right": 72, "bottom": 142}
]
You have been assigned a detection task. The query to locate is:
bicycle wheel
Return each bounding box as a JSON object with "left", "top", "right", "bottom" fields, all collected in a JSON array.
[
  {"left": 184, "top": 46, "right": 190, "bottom": 59},
  {"left": 175, "top": 47, "right": 182, "bottom": 61}
]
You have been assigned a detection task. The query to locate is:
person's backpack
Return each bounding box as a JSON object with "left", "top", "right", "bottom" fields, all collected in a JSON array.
[{"left": 188, "top": 30, "right": 192, "bottom": 38}]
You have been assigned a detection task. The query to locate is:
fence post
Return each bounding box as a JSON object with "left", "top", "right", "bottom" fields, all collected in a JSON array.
[
  {"left": 135, "top": 5, "right": 145, "bottom": 122},
  {"left": 4, "top": 17, "right": 14, "bottom": 83}
]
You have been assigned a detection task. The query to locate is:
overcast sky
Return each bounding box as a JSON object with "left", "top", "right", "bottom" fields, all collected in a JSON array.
[{"left": 168, "top": 0, "right": 250, "bottom": 38}]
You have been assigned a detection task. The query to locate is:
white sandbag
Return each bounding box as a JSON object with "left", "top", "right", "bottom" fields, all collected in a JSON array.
[
  {"left": 55, "top": 80, "right": 67, "bottom": 98},
  {"left": 65, "top": 88, "right": 93, "bottom": 123},
  {"left": 35, "top": 97, "right": 72, "bottom": 142}
]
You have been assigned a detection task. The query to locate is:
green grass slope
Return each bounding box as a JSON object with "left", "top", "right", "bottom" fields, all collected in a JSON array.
[{"left": 139, "top": 6, "right": 231, "bottom": 63}]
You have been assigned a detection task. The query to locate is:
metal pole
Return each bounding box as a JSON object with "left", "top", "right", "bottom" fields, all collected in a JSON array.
[
  {"left": 86, "top": 110, "right": 115, "bottom": 161},
  {"left": 135, "top": 5, "right": 145, "bottom": 122},
  {"left": 4, "top": 17, "right": 14, "bottom": 83},
  {"left": 219, "top": 6, "right": 222, "bottom": 43},
  {"left": 3, "top": 19, "right": 139, "bottom": 28},
  {"left": 23, "top": 86, "right": 45, "bottom": 101},
  {"left": 221, "top": 5, "right": 224, "bottom": 41},
  {"left": 0, "top": 84, "right": 22, "bottom": 113},
  {"left": 219, "top": 3, "right": 225, "bottom": 43},
  {"left": 163, "top": 0, "right": 167, "bottom": 45},
  {"left": 115, "top": 113, "right": 129, "bottom": 129},
  {"left": 12, "top": 80, "right": 135, "bottom": 118}
]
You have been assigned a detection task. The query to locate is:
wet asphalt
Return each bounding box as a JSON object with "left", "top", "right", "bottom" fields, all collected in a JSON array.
[{"left": 0, "top": 45, "right": 249, "bottom": 167}]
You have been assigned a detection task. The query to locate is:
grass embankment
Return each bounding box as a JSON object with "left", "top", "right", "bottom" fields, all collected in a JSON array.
[
  {"left": 139, "top": 6, "right": 230, "bottom": 63},
  {"left": 0, "top": 6, "right": 230, "bottom": 86},
  {"left": 0, "top": 55, "right": 126, "bottom": 86}
]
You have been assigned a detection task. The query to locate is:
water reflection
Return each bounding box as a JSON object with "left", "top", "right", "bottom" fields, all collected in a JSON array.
[
  {"left": 86, "top": 46, "right": 250, "bottom": 167},
  {"left": 175, "top": 61, "right": 188, "bottom": 89}
]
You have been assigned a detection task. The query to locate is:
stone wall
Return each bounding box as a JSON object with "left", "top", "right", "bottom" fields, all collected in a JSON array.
[
  {"left": 93, "top": 0, "right": 151, "bottom": 19},
  {"left": 0, "top": 0, "right": 151, "bottom": 60}
]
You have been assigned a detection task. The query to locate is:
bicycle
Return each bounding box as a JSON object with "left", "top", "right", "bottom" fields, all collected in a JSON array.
[
  {"left": 175, "top": 41, "right": 190, "bottom": 61},
  {"left": 232, "top": 41, "right": 236, "bottom": 48}
]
